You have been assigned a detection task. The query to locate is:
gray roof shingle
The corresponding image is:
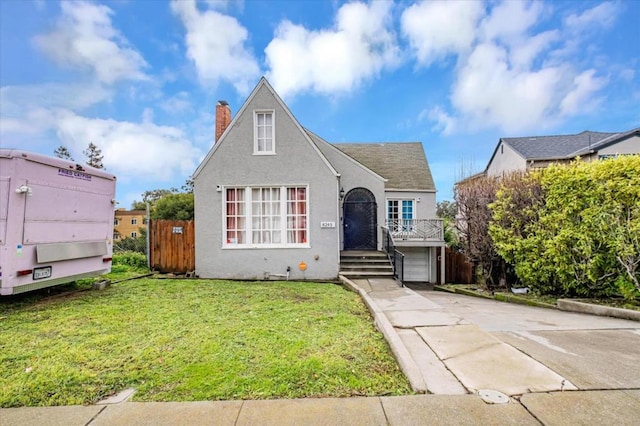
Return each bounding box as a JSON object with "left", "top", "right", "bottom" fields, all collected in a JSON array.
[
  {"left": 333, "top": 142, "right": 435, "bottom": 191},
  {"left": 503, "top": 130, "right": 620, "bottom": 160}
]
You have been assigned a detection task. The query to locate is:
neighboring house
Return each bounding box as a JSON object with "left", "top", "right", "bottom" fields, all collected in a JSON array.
[
  {"left": 482, "top": 127, "right": 640, "bottom": 177},
  {"left": 114, "top": 209, "right": 146, "bottom": 240},
  {"left": 193, "top": 78, "right": 445, "bottom": 283}
]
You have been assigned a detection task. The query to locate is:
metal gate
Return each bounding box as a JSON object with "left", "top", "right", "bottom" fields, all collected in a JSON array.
[{"left": 343, "top": 188, "right": 377, "bottom": 250}]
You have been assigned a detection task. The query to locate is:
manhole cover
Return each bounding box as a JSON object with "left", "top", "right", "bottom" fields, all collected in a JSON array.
[{"left": 478, "top": 389, "right": 510, "bottom": 404}]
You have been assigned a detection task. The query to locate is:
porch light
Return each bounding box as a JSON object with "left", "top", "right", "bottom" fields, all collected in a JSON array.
[{"left": 339, "top": 187, "right": 345, "bottom": 199}]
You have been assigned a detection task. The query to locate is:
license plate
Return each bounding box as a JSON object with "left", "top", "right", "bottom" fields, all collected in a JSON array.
[{"left": 33, "top": 266, "right": 52, "bottom": 280}]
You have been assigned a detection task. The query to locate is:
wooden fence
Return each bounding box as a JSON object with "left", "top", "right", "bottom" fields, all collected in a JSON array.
[
  {"left": 442, "top": 247, "right": 475, "bottom": 284},
  {"left": 149, "top": 220, "right": 195, "bottom": 274}
]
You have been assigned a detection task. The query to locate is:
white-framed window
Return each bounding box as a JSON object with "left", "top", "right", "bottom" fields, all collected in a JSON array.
[
  {"left": 114, "top": 218, "right": 120, "bottom": 226},
  {"left": 254, "top": 110, "right": 275, "bottom": 154},
  {"left": 387, "top": 199, "right": 414, "bottom": 232},
  {"left": 131, "top": 218, "right": 138, "bottom": 225},
  {"left": 131, "top": 232, "right": 137, "bottom": 238},
  {"left": 224, "top": 186, "right": 308, "bottom": 247},
  {"left": 225, "top": 187, "right": 246, "bottom": 244}
]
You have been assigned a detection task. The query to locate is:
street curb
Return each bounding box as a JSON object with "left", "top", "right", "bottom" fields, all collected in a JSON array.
[
  {"left": 558, "top": 299, "right": 640, "bottom": 322},
  {"left": 434, "top": 285, "right": 556, "bottom": 309},
  {"left": 435, "top": 286, "right": 639, "bottom": 321},
  {"left": 493, "top": 293, "right": 557, "bottom": 310},
  {"left": 339, "top": 276, "right": 427, "bottom": 394}
]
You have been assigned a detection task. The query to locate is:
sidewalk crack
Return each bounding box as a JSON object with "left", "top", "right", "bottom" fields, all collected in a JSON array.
[{"left": 85, "top": 405, "right": 107, "bottom": 426}]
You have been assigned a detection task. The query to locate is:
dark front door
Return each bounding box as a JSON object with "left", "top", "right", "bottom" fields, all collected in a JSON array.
[{"left": 343, "top": 188, "right": 377, "bottom": 250}]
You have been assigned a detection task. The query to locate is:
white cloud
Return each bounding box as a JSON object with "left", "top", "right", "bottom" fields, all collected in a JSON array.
[
  {"left": 508, "top": 30, "right": 559, "bottom": 70},
  {"left": 0, "top": 82, "right": 111, "bottom": 135},
  {"left": 559, "top": 69, "right": 607, "bottom": 116},
  {"left": 33, "top": 0, "right": 147, "bottom": 84},
  {"left": 419, "top": 106, "right": 457, "bottom": 135},
  {"left": 54, "top": 110, "right": 202, "bottom": 182},
  {"left": 1, "top": 83, "right": 111, "bottom": 114},
  {"left": 565, "top": 2, "right": 619, "bottom": 32},
  {"left": 171, "top": 0, "right": 259, "bottom": 93},
  {"left": 401, "top": 0, "right": 484, "bottom": 66},
  {"left": 479, "top": 0, "right": 544, "bottom": 43},
  {"left": 203, "top": 0, "right": 243, "bottom": 12},
  {"left": 265, "top": 1, "right": 400, "bottom": 98},
  {"left": 160, "top": 92, "right": 194, "bottom": 114},
  {"left": 0, "top": 107, "right": 54, "bottom": 135},
  {"left": 409, "top": 1, "right": 614, "bottom": 134},
  {"left": 451, "top": 43, "right": 564, "bottom": 133}
]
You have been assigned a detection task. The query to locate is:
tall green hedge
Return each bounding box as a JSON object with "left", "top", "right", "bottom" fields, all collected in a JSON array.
[{"left": 490, "top": 156, "right": 640, "bottom": 300}]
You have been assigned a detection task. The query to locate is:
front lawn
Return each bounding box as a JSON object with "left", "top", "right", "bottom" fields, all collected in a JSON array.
[{"left": 0, "top": 279, "right": 410, "bottom": 407}]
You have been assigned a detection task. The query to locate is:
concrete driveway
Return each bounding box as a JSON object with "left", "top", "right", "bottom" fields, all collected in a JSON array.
[{"left": 411, "top": 290, "right": 640, "bottom": 390}]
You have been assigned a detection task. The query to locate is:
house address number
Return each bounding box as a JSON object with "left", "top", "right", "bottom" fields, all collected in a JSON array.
[{"left": 320, "top": 222, "right": 335, "bottom": 228}]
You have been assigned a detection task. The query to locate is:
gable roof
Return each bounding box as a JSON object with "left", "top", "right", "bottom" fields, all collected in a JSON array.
[
  {"left": 192, "top": 77, "right": 338, "bottom": 179},
  {"left": 193, "top": 77, "right": 436, "bottom": 193},
  {"left": 333, "top": 142, "right": 435, "bottom": 191},
  {"left": 500, "top": 128, "right": 639, "bottom": 161}
]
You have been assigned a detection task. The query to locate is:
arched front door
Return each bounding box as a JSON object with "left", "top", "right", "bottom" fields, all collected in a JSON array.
[{"left": 343, "top": 188, "right": 377, "bottom": 250}]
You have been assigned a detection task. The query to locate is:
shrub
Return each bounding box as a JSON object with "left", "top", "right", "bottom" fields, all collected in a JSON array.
[
  {"left": 113, "top": 251, "right": 148, "bottom": 270},
  {"left": 490, "top": 156, "right": 640, "bottom": 299},
  {"left": 114, "top": 233, "right": 146, "bottom": 254},
  {"left": 455, "top": 175, "right": 504, "bottom": 289}
]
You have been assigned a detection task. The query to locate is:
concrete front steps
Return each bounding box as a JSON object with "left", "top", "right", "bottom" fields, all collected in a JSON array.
[{"left": 339, "top": 250, "right": 394, "bottom": 279}]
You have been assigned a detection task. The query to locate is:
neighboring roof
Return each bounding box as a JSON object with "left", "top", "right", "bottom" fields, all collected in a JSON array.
[
  {"left": 333, "top": 143, "right": 435, "bottom": 191},
  {"left": 570, "top": 127, "right": 640, "bottom": 156},
  {"left": 115, "top": 209, "right": 146, "bottom": 216},
  {"left": 501, "top": 128, "right": 639, "bottom": 161}
]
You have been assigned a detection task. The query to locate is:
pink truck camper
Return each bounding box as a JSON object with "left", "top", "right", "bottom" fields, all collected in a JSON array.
[{"left": 0, "top": 149, "right": 117, "bottom": 295}]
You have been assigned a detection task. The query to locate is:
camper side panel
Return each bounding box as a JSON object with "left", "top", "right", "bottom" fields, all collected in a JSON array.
[{"left": 0, "top": 151, "right": 116, "bottom": 295}]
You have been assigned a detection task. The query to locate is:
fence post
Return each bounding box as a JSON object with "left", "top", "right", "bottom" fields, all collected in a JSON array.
[{"left": 145, "top": 202, "right": 151, "bottom": 269}]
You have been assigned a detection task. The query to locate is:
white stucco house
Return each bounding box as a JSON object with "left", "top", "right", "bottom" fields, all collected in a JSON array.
[
  {"left": 482, "top": 128, "right": 640, "bottom": 177},
  {"left": 193, "top": 78, "right": 445, "bottom": 283}
]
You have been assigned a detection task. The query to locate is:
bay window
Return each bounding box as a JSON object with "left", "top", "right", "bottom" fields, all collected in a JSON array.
[{"left": 224, "top": 186, "right": 308, "bottom": 247}]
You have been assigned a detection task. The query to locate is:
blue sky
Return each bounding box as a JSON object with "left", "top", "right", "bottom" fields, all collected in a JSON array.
[{"left": 1, "top": 0, "right": 638, "bottom": 207}]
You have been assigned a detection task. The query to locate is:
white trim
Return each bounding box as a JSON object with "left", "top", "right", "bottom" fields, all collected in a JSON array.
[
  {"left": 385, "top": 197, "right": 416, "bottom": 222},
  {"left": 222, "top": 244, "right": 311, "bottom": 250},
  {"left": 253, "top": 109, "right": 276, "bottom": 155},
  {"left": 385, "top": 188, "right": 436, "bottom": 193}
]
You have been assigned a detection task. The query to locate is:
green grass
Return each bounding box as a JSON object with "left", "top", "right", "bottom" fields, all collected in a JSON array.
[{"left": 0, "top": 279, "right": 410, "bottom": 407}]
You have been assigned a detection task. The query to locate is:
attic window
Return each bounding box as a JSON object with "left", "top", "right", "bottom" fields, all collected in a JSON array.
[
  {"left": 254, "top": 110, "right": 275, "bottom": 155},
  {"left": 501, "top": 145, "right": 503, "bottom": 154}
]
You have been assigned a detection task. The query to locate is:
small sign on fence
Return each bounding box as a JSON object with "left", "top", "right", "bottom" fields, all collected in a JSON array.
[{"left": 172, "top": 226, "right": 183, "bottom": 234}]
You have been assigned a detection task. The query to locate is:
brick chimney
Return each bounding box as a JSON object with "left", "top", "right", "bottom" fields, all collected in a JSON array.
[{"left": 215, "top": 100, "right": 231, "bottom": 143}]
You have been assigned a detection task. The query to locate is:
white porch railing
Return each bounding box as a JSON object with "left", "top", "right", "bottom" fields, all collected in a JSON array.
[{"left": 386, "top": 219, "right": 444, "bottom": 241}]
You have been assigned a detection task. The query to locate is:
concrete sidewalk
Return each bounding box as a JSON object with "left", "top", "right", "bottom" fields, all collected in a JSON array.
[
  {"left": 4, "top": 391, "right": 640, "bottom": 425},
  {"left": 3, "top": 278, "right": 639, "bottom": 425}
]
